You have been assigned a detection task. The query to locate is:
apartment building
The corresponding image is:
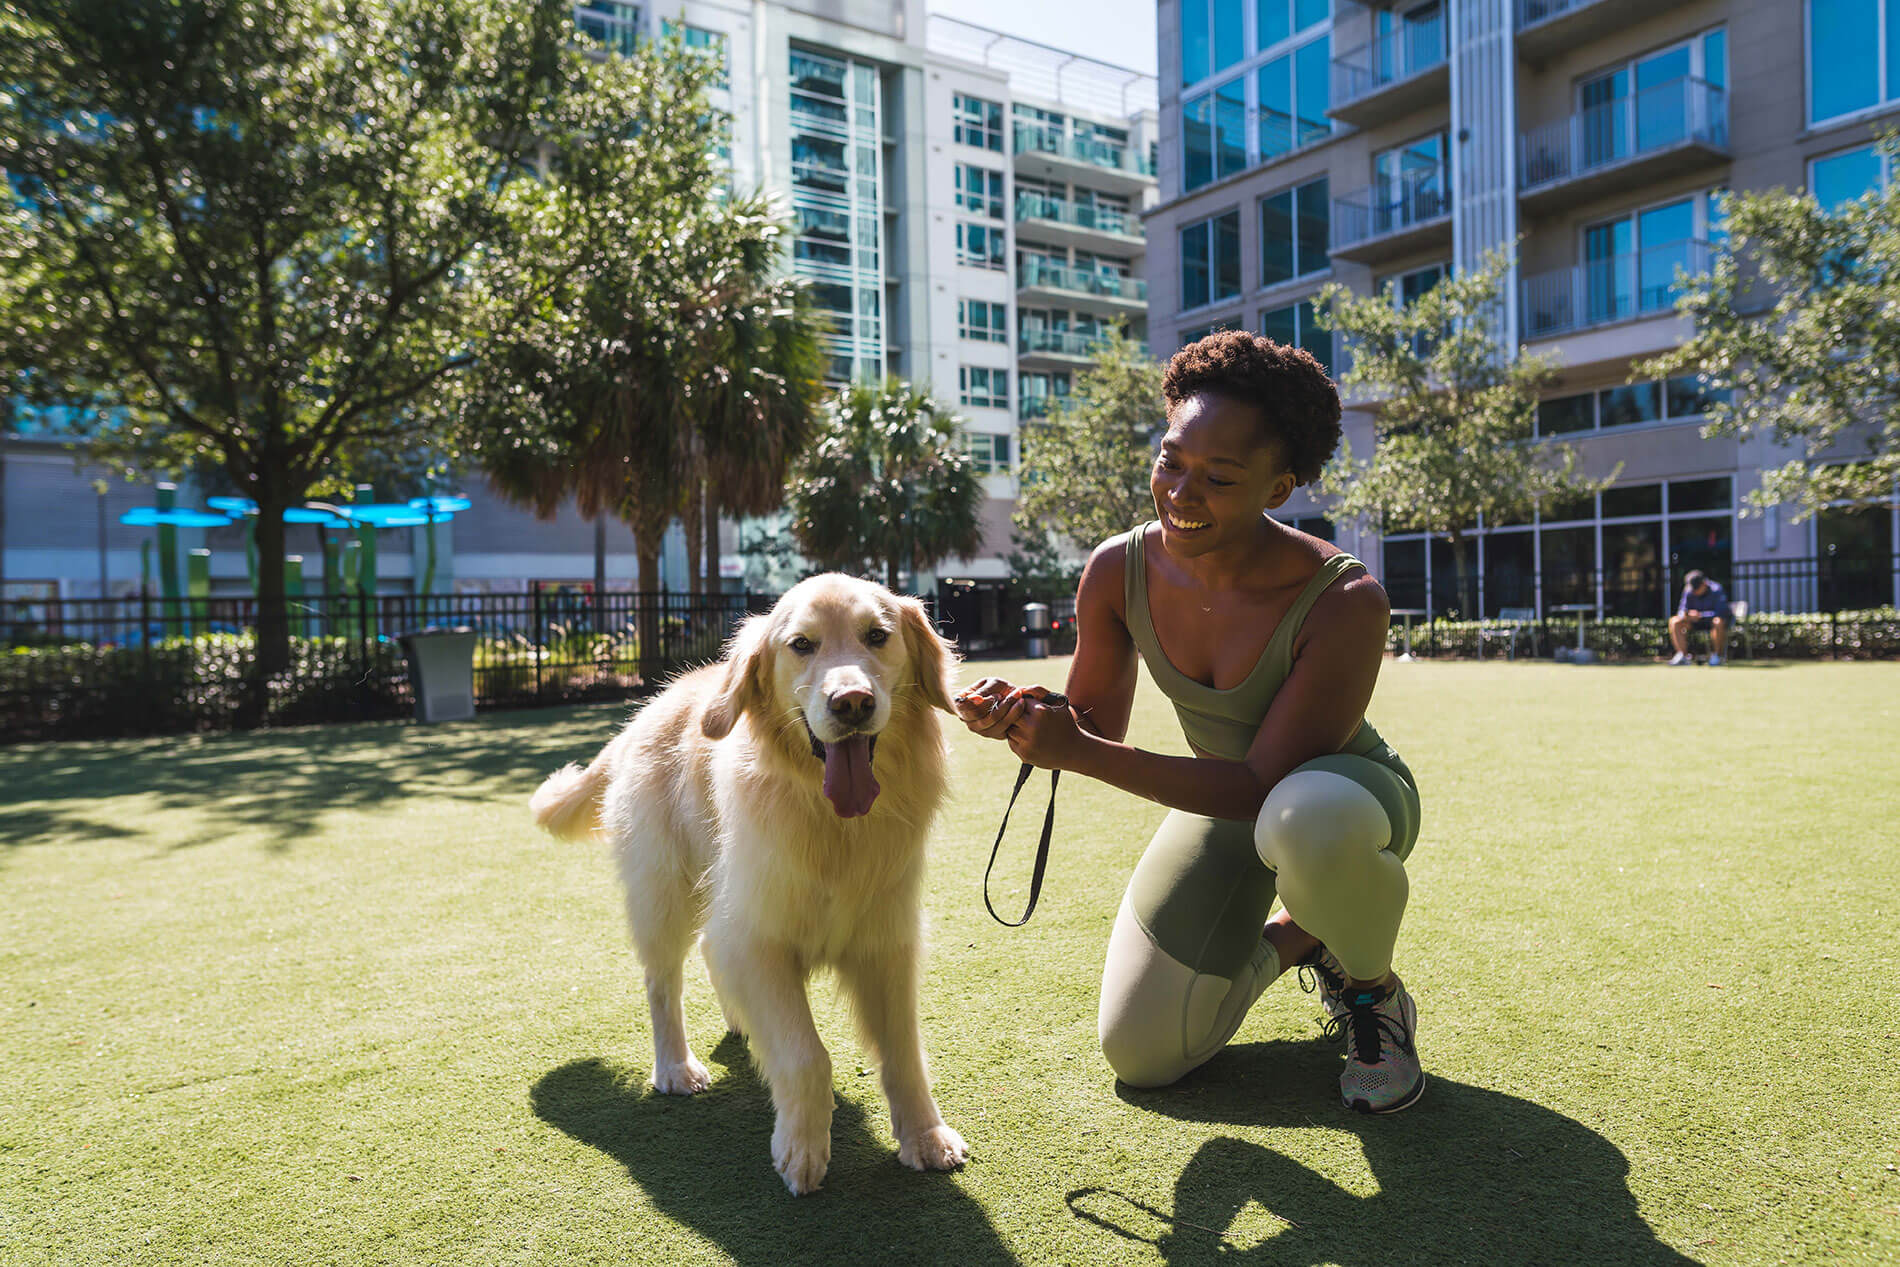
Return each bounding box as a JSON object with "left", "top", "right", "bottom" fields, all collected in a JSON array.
[
  {"left": 3, "top": 2, "right": 1157, "bottom": 604},
  {"left": 1145, "top": 0, "right": 1900, "bottom": 617}
]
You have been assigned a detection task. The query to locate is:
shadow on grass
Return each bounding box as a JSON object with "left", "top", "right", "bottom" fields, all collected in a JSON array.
[
  {"left": 1071, "top": 1037, "right": 1698, "bottom": 1266},
  {"left": 531, "top": 1034, "right": 1018, "bottom": 1266},
  {"left": 0, "top": 702, "right": 629, "bottom": 854}
]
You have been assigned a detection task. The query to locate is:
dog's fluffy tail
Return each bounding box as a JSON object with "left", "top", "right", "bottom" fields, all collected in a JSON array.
[{"left": 530, "top": 749, "right": 611, "bottom": 842}]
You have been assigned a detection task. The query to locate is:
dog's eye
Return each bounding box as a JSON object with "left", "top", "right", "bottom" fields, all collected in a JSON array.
[
  {"left": 790, "top": 635, "right": 816, "bottom": 655},
  {"left": 866, "top": 627, "right": 890, "bottom": 647}
]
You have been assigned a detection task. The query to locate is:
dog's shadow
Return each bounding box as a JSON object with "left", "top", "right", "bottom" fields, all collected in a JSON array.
[
  {"left": 531, "top": 1034, "right": 1019, "bottom": 1265},
  {"left": 1068, "top": 1036, "right": 1701, "bottom": 1266}
]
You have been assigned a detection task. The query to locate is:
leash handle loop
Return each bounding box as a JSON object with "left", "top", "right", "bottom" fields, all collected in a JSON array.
[{"left": 981, "top": 692, "right": 1065, "bottom": 928}]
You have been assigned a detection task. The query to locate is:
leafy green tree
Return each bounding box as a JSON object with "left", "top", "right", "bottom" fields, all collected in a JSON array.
[
  {"left": 787, "top": 380, "right": 983, "bottom": 592},
  {"left": 1639, "top": 162, "right": 1900, "bottom": 518},
  {"left": 1010, "top": 326, "right": 1162, "bottom": 569},
  {"left": 1316, "top": 249, "right": 1606, "bottom": 616},
  {"left": 0, "top": 0, "right": 576, "bottom": 694}
]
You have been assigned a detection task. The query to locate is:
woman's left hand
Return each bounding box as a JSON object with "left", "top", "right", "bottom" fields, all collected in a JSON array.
[{"left": 1004, "top": 686, "right": 1090, "bottom": 771}]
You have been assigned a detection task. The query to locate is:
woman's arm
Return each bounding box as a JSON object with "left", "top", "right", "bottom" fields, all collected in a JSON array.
[{"left": 1004, "top": 570, "right": 1391, "bottom": 821}]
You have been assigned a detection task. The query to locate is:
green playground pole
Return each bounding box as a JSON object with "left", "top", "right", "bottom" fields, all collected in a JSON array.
[
  {"left": 155, "top": 483, "right": 181, "bottom": 612},
  {"left": 356, "top": 521, "right": 379, "bottom": 642},
  {"left": 187, "top": 548, "right": 210, "bottom": 637},
  {"left": 420, "top": 516, "right": 439, "bottom": 601},
  {"left": 284, "top": 555, "right": 304, "bottom": 637},
  {"left": 244, "top": 518, "right": 259, "bottom": 594}
]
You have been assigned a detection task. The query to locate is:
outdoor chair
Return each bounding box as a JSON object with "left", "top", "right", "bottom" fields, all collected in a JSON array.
[{"left": 1478, "top": 606, "right": 1541, "bottom": 660}]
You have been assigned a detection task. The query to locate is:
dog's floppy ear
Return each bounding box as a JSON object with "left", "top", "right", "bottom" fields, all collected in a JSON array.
[
  {"left": 702, "top": 612, "right": 772, "bottom": 739},
  {"left": 896, "top": 596, "right": 957, "bottom": 714}
]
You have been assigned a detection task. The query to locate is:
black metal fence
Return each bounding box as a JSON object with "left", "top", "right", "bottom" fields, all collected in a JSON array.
[{"left": 1, "top": 589, "right": 761, "bottom": 744}]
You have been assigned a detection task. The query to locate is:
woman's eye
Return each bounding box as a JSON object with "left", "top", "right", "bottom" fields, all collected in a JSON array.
[
  {"left": 866, "top": 627, "right": 890, "bottom": 646},
  {"left": 790, "top": 635, "right": 815, "bottom": 654},
  {"left": 1207, "top": 477, "right": 1234, "bottom": 487}
]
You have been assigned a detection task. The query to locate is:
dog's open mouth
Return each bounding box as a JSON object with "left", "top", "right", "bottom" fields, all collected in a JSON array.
[{"left": 807, "top": 727, "right": 881, "bottom": 819}]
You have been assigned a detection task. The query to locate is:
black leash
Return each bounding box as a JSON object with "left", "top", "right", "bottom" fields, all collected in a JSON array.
[{"left": 982, "top": 692, "right": 1065, "bottom": 927}]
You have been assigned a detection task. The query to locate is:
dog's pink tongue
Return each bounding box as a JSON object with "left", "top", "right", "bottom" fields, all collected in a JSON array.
[{"left": 821, "top": 735, "right": 880, "bottom": 818}]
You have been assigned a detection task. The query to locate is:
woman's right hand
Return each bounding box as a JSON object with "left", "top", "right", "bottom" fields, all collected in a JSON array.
[{"left": 953, "top": 677, "right": 1025, "bottom": 741}]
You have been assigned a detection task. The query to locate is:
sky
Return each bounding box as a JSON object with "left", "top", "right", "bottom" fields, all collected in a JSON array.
[{"left": 925, "top": 0, "right": 1158, "bottom": 76}]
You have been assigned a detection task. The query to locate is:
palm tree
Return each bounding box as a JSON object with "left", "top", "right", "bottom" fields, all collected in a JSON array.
[{"left": 788, "top": 380, "right": 984, "bottom": 592}]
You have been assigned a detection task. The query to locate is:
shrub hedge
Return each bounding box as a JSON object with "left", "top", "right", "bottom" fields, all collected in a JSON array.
[{"left": 1386, "top": 608, "right": 1900, "bottom": 661}]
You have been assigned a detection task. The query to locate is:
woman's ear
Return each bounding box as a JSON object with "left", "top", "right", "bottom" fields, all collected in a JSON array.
[
  {"left": 897, "top": 596, "right": 958, "bottom": 714},
  {"left": 702, "top": 613, "right": 772, "bottom": 739},
  {"left": 1265, "top": 470, "right": 1298, "bottom": 509}
]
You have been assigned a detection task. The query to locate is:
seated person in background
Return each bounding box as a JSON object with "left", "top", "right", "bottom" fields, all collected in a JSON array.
[{"left": 1668, "top": 569, "right": 1733, "bottom": 666}]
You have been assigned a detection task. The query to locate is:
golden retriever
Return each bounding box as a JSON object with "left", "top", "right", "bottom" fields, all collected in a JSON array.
[{"left": 529, "top": 573, "right": 967, "bottom": 1195}]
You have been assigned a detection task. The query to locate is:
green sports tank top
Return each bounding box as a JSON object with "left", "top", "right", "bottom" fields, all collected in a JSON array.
[{"left": 1122, "top": 522, "right": 1400, "bottom": 767}]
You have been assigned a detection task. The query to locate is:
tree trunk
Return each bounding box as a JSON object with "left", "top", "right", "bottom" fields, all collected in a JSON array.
[
  {"left": 1449, "top": 533, "right": 1475, "bottom": 619},
  {"left": 592, "top": 513, "right": 607, "bottom": 636},
  {"left": 635, "top": 540, "right": 662, "bottom": 684},
  {"left": 248, "top": 498, "right": 292, "bottom": 727},
  {"left": 684, "top": 479, "right": 705, "bottom": 598},
  {"left": 702, "top": 490, "right": 721, "bottom": 595}
]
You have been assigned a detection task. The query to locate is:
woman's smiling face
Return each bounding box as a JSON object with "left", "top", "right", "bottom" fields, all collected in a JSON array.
[{"left": 1151, "top": 391, "right": 1298, "bottom": 555}]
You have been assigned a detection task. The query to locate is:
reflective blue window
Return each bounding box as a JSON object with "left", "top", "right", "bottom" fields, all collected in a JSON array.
[{"left": 1810, "top": 0, "right": 1879, "bottom": 123}]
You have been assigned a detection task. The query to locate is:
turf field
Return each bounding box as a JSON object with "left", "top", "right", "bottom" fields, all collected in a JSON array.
[{"left": 3, "top": 659, "right": 1895, "bottom": 1265}]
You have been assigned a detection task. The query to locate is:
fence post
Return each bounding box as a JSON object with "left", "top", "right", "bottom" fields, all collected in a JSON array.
[{"left": 533, "top": 585, "right": 545, "bottom": 703}]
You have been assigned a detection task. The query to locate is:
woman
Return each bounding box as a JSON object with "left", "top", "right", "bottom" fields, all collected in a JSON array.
[{"left": 958, "top": 331, "right": 1423, "bottom": 1113}]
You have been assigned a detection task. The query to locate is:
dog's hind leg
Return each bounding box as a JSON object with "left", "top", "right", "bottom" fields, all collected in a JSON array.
[
  {"left": 838, "top": 949, "right": 968, "bottom": 1174},
  {"left": 622, "top": 851, "right": 712, "bottom": 1096}
]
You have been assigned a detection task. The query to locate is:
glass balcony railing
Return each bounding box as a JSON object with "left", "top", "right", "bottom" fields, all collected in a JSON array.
[
  {"left": 1332, "top": 167, "right": 1452, "bottom": 249},
  {"left": 573, "top": 2, "right": 642, "bottom": 56},
  {"left": 1518, "top": 76, "right": 1728, "bottom": 192},
  {"left": 1519, "top": 238, "right": 1715, "bottom": 339},
  {"left": 1019, "top": 328, "right": 1145, "bottom": 358},
  {"left": 1016, "top": 258, "right": 1148, "bottom": 302},
  {"left": 1012, "top": 122, "right": 1157, "bottom": 179},
  {"left": 1014, "top": 192, "right": 1140, "bottom": 237},
  {"left": 1332, "top": 12, "right": 1448, "bottom": 107}
]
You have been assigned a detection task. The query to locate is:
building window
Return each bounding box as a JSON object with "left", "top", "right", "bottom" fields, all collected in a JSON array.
[
  {"left": 966, "top": 432, "right": 1014, "bottom": 474},
  {"left": 1261, "top": 176, "right": 1329, "bottom": 287},
  {"left": 1182, "top": 77, "right": 1248, "bottom": 192},
  {"left": 954, "top": 92, "right": 1004, "bottom": 151},
  {"left": 959, "top": 300, "right": 1008, "bottom": 343},
  {"left": 1261, "top": 300, "right": 1331, "bottom": 375},
  {"left": 1020, "top": 370, "right": 1072, "bottom": 418},
  {"left": 662, "top": 21, "right": 727, "bottom": 86},
  {"left": 1259, "top": 0, "right": 1332, "bottom": 52},
  {"left": 955, "top": 163, "right": 1005, "bottom": 219},
  {"left": 960, "top": 366, "right": 1010, "bottom": 410},
  {"left": 1579, "top": 30, "right": 1727, "bottom": 164},
  {"left": 956, "top": 221, "right": 1007, "bottom": 270},
  {"left": 1259, "top": 34, "right": 1333, "bottom": 161},
  {"left": 1179, "top": 318, "right": 1241, "bottom": 349},
  {"left": 574, "top": 2, "right": 642, "bottom": 55},
  {"left": 1811, "top": 143, "right": 1891, "bottom": 209},
  {"left": 1808, "top": 0, "right": 1896, "bottom": 125},
  {"left": 1180, "top": 209, "right": 1242, "bottom": 310},
  {"left": 1581, "top": 193, "right": 1721, "bottom": 323},
  {"left": 1182, "top": 0, "right": 1246, "bottom": 88},
  {"left": 1534, "top": 376, "right": 1732, "bottom": 437}
]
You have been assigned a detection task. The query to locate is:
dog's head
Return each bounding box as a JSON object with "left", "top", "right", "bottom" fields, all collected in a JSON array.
[{"left": 701, "top": 574, "right": 956, "bottom": 818}]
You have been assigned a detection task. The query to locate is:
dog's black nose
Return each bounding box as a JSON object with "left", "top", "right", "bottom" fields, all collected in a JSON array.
[{"left": 828, "top": 690, "right": 874, "bottom": 727}]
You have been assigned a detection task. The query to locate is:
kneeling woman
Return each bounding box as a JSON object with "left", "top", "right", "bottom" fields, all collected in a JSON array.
[{"left": 959, "top": 331, "right": 1423, "bottom": 1113}]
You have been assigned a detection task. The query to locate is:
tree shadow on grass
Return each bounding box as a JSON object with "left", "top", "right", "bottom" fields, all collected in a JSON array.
[
  {"left": 0, "top": 702, "right": 629, "bottom": 855},
  {"left": 1070, "top": 1036, "right": 1699, "bottom": 1266},
  {"left": 531, "top": 1034, "right": 1018, "bottom": 1266}
]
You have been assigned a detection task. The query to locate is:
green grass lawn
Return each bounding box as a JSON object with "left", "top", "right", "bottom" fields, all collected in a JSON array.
[{"left": 4, "top": 659, "right": 1897, "bottom": 1266}]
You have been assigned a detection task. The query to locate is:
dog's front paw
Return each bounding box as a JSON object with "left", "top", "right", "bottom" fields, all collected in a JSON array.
[
  {"left": 651, "top": 1055, "right": 712, "bottom": 1095},
  {"left": 898, "top": 1123, "right": 969, "bottom": 1172},
  {"left": 771, "top": 1121, "right": 830, "bottom": 1196}
]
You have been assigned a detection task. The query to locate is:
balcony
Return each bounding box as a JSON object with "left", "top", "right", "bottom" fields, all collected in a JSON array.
[
  {"left": 1517, "top": 76, "right": 1728, "bottom": 213},
  {"left": 573, "top": 2, "right": 642, "bottom": 56},
  {"left": 1014, "top": 191, "right": 1144, "bottom": 252},
  {"left": 1516, "top": 0, "right": 1698, "bottom": 65},
  {"left": 1330, "top": 170, "right": 1453, "bottom": 264},
  {"left": 1330, "top": 13, "right": 1450, "bottom": 129},
  {"left": 1519, "top": 238, "right": 1714, "bottom": 343},
  {"left": 1018, "top": 328, "right": 1141, "bottom": 366},
  {"left": 1012, "top": 122, "right": 1156, "bottom": 196},
  {"left": 1016, "top": 258, "right": 1148, "bottom": 313}
]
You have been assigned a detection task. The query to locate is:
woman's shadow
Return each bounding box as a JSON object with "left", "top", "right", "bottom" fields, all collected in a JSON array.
[
  {"left": 1072, "top": 1036, "right": 1702, "bottom": 1267},
  {"left": 530, "top": 1034, "right": 1019, "bottom": 1266}
]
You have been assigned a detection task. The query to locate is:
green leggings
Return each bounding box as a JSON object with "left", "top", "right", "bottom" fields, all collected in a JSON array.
[{"left": 1097, "top": 753, "right": 1422, "bottom": 1088}]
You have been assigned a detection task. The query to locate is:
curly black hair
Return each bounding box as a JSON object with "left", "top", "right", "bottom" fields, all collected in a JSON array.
[{"left": 1162, "top": 329, "right": 1341, "bottom": 486}]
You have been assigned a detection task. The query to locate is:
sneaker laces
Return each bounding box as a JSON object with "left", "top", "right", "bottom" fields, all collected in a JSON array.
[
  {"left": 1296, "top": 946, "right": 1344, "bottom": 1001},
  {"left": 1323, "top": 986, "right": 1413, "bottom": 1065}
]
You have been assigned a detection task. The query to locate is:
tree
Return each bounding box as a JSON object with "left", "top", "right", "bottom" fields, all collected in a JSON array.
[
  {"left": 1639, "top": 160, "right": 1900, "bottom": 519},
  {"left": 1010, "top": 326, "right": 1161, "bottom": 572},
  {"left": 787, "top": 381, "right": 983, "bottom": 592},
  {"left": 0, "top": 0, "right": 575, "bottom": 702},
  {"left": 1316, "top": 249, "right": 1606, "bottom": 617}
]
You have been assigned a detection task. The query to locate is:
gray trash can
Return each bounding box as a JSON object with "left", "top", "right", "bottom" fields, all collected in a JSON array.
[
  {"left": 398, "top": 627, "right": 478, "bottom": 723},
  {"left": 1022, "top": 602, "right": 1051, "bottom": 659}
]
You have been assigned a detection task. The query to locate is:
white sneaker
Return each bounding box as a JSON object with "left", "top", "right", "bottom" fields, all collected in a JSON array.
[
  {"left": 1707, "top": 654, "right": 1724, "bottom": 667},
  {"left": 1669, "top": 652, "right": 1693, "bottom": 666}
]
